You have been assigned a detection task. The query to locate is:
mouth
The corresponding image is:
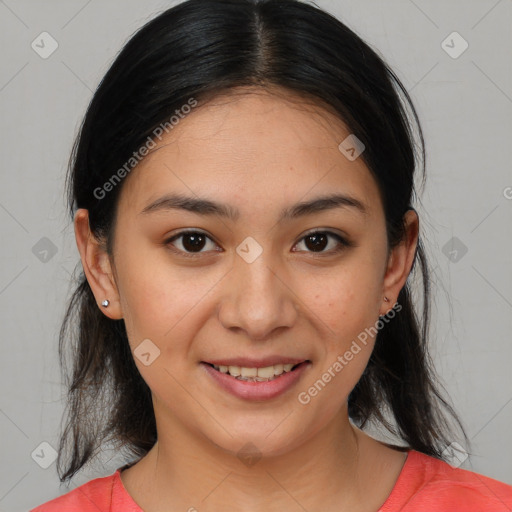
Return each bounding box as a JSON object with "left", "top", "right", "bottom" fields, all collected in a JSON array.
[
  {"left": 200, "top": 359, "right": 311, "bottom": 401},
  {"left": 203, "top": 361, "right": 307, "bottom": 382}
]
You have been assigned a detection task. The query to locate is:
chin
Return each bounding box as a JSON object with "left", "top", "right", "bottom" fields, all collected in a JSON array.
[{"left": 200, "top": 414, "right": 310, "bottom": 461}]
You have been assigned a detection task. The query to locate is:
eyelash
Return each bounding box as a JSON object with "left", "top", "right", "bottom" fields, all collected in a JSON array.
[{"left": 164, "top": 229, "right": 353, "bottom": 259}]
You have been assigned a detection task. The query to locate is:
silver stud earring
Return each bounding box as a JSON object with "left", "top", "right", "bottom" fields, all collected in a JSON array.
[
  {"left": 383, "top": 296, "right": 390, "bottom": 302},
  {"left": 101, "top": 299, "right": 110, "bottom": 307}
]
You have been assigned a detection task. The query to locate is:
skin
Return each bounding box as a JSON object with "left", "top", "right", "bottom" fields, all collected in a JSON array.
[{"left": 75, "top": 87, "right": 419, "bottom": 512}]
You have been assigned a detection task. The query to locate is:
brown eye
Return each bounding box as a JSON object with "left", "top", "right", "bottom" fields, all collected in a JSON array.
[
  {"left": 165, "top": 230, "right": 218, "bottom": 257},
  {"left": 293, "top": 230, "right": 351, "bottom": 255},
  {"left": 164, "top": 229, "right": 352, "bottom": 259}
]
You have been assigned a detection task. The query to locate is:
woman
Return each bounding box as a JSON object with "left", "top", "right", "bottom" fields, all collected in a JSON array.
[{"left": 31, "top": 0, "right": 512, "bottom": 510}]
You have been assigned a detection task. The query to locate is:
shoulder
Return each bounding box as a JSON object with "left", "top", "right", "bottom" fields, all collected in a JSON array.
[
  {"left": 381, "top": 450, "right": 512, "bottom": 511},
  {"left": 29, "top": 471, "right": 117, "bottom": 512}
]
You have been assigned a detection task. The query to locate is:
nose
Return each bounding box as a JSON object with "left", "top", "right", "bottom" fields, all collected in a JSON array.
[{"left": 217, "top": 249, "right": 299, "bottom": 341}]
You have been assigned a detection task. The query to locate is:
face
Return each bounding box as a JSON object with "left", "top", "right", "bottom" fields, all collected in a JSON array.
[{"left": 77, "top": 88, "right": 417, "bottom": 460}]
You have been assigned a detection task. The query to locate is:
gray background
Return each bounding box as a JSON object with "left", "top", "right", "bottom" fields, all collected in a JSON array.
[{"left": 0, "top": 0, "right": 510, "bottom": 510}]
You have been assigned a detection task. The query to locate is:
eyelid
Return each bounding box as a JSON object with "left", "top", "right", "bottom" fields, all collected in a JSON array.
[{"left": 299, "top": 227, "right": 351, "bottom": 242}]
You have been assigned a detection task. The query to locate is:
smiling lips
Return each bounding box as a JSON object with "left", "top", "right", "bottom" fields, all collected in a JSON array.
[{"left": 201, "top": 358, "right": 310, "bottom": 400}]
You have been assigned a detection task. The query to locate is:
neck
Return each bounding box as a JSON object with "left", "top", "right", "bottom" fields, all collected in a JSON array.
[{"left": 124, "top": 407, "right": 385, "bottom": 512}]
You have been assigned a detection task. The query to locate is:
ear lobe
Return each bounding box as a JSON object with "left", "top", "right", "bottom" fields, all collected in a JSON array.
[
  {"left": 74, "top": 208, "right": 123, "bottom": 320},
  {"left": 381, "top": 209, "right": 419, "bottom": 312}
]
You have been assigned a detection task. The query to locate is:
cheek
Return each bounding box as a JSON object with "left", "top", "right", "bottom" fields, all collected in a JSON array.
[
  {"left": 114, "top": 246, "right": 205, "bottom": 350},
  {"left": 117, "top": 263, "right": 211, "bottom": 402},
  {"left": 301, "top": 261, "right": 383, "bottom": 340},
  {"left": 294, "top": 257, "right": 384, "bottom": 404}
]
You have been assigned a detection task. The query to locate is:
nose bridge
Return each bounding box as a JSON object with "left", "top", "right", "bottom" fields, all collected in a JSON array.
[
  {"left": 238, "top": 249, "right": 278, "bottom": 298},
  {"left": 219, "top": 238, "right": 297, "bottom": 339}
]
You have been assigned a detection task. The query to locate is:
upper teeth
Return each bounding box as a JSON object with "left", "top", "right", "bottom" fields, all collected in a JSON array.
[{"left": 212, "top": 363, "right": 296, "bottom": 378}]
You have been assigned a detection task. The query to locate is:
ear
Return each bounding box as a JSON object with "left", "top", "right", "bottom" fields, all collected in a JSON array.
[
  {"left": 74, "top": 208, "right": 123, "bottom": 320},
  {"left": 380, "top": 209, "right": 419, "bottom": 315}
]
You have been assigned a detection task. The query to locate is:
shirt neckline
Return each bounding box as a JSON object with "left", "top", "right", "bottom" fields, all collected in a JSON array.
[
  {"left": 377, "top": 449, "right": 420, "bottom": 510},
  {"left": 112, "top": 449, "right": 418, "bottom": 511}
]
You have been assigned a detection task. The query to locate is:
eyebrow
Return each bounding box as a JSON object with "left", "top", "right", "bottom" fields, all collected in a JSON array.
[{"left": 139, "top": 192, "right": 368, "bottom": 221}]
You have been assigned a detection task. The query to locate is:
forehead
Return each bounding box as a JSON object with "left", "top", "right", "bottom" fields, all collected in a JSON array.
[{"left": 116, "top": 88, "right": 381, "bottom": 220}]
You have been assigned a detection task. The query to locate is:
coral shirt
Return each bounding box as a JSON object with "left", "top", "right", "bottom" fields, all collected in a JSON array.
[{"left": 30, "top": 449, "right": 512, "bottom": 511}]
